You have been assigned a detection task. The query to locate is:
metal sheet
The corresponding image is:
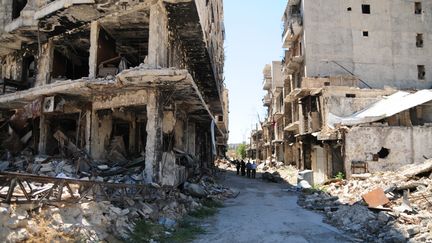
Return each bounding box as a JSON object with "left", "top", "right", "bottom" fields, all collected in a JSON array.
[
  {"left": 328, "top": 90, "right": 432, "bottom": 128},
  {"left": 362, "top": 188, "right": 390, "bottom": 208}
]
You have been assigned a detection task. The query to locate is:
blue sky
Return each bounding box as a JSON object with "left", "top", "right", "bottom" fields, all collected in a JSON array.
[{"left": 224, "top": 0, "right": 287, "bottom": 144}]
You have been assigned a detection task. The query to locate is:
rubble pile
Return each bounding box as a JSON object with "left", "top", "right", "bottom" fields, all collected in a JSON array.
[
  {"left": 257, "top": 161, "right": 298, "bottom": 185},
  {"left": 298, "top": 159, "right": 432, "bottom": 242},
  {"left": 0, "top": 154, "right": 147, "bottom": 184},
  {"left": 0, "top": 173, "right": 235, "bottom": 242}
]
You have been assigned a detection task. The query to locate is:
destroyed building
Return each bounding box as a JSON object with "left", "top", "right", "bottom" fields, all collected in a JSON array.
[
  {"left": 282, "top": 0, "right": 432, "bottom": 89},
  {"left": 255, "top": 0, "right": 432, "bottom": 185},
  {"left": 0, "top": 0, "right": 228, "bottom": 186}
]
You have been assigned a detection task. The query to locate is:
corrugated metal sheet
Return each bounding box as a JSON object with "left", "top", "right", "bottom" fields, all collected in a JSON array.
[{"left": 328, "top": 90, "right": 432, "bottom": 127}]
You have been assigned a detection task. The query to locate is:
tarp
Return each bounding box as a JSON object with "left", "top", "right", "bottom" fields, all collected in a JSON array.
[{"left": 328, "top": 90, "right": 432, "bottom": 128}]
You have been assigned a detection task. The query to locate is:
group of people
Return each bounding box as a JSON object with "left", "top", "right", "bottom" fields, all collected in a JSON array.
[{"left": 234, "top": 159, "right": 257, "bottom": 179}]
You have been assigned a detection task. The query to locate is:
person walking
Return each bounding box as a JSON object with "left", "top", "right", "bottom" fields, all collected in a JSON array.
[
  {"left": 240, "top": 160, "right": 246, "bottom": 176},
  {"left": 246, "top": 160, "right": 252, "bottom": 178},
  {"left": 235, "top": 160, "right": 241, "bottom": 175},
  {"left": 251, "top": 161, "right": 257, "bottom": 179}
]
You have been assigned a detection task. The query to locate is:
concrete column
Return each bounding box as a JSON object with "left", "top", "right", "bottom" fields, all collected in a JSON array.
[
  {"left": 89, "top": 21, "right": 100, "bottom": 79},
  {"left": 129, "top": 114, "right": 137, "bottom": 155},
  {"left": 148, "top": 3, "right": 169, "bottom": 68},
  {"left": 144, "top": 89, "right": 163, "bottom": 183},
  {"left": 84, "top": 110, "right": 94, "bottom": 154},
  {"left": 38, "top": 114, "right": 48, "bottom": 154},
  {"left": 35, "top": 40, "right": 54, "bottom": 86},
  {"left": 187, "top": 120, "right": 196, "bottom": 155}
]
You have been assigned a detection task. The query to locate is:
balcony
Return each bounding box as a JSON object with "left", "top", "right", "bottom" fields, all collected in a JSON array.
[
  {"left": 4, "top": 8, "right": 38, "bottom": 33},
  {"left": 263, "top": 93, "right": 271, "bottom": 106},
  {"left": 273, "top": 111, "right": 284, "bottom": 120},
  {"left": 282, "top": 15, "right": 303, "bottom": 48},
  {"left": 35, "top": 0, "right": 97, "bottom": 20},
  {"left": 301, "top": 76, "right": 360, "bottom": 89},
  {"left": 263, "top": 78, "right": 271, "bottom": 90},
  {"left": 284, "top": 121, "right": 300, "bottom": 132},
  {"left": 289, "top": 0, "right": 301, "bottom": 6},
  {"left": 285, "top": 54, "right": 303, "bottom": 71}
]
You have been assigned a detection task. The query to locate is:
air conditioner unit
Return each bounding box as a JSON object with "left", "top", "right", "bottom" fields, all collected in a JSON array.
[
  {"left": 43, "top": 96, "right": 55, "bottom": 113},
  {"left": 43, "top": 96, "right": 65, "bottom": 113}
]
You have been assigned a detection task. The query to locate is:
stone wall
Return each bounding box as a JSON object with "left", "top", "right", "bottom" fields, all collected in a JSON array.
[{"left": 344, "top": 126, "right": 432, "bottom": 177}]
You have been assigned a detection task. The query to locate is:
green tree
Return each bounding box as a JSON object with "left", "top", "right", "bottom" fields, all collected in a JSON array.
[{"left": 236, "top": 144, "right": 247, "bottom": 159}]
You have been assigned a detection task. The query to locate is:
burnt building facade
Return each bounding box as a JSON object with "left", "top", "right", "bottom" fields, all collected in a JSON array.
[{"left": 0, "top": 0, "right": 228, "bottom": 186}]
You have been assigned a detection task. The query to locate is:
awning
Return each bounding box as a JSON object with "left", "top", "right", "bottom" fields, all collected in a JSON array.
[{"left": 328, "top": 90, "right": 432, "bottom": 128}]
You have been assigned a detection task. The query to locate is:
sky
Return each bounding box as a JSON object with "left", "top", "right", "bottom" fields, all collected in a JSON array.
[{"left": 224, "top": 0, "right": 287, "bottom": 144}]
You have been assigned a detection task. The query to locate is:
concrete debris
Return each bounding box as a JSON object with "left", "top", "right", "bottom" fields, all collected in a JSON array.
[
  {"left": 298, "top": 159, "right": 432, "bottom": 242},
  {"left": 262, "top": 172, "right": 283, "bottom": 183},
  {"left": 183, "top": 182, "right": 207, "bottom": 198},
  {"left": 0, "top": 172, "right": 234, "bottom": 242}
]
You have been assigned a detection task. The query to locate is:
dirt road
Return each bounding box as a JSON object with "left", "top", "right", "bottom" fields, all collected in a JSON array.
[{"left": 193, "top": 171, "right": 352, "bottom": 243}]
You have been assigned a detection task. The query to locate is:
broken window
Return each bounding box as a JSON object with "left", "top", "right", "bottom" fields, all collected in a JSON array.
[
  {"left": 52, "top": 30, "right": 90, "bottom": 81},
  {"left": 416, "top": 33, "right": 424, "bottom": 48},
  {"left": 52, "top": 49, "right": 89, "bottom": 80},
  {"left": 377, "top": 147, "right": 390, "bottom": 159},
  {"left": 345, "top": 93, "right": 356, "bottom": 98},
  {"left": 97, "top": 28, "right": 119, "bottom": 77},
  {"left": 415, "top": 2, "right": 422, "bottom": 14},
  {"left": 363, "top": 31, "right": 369, "bottom": 37},
  {"left": 22, "top": 55, "right": 35, "bottom": 88},
  {"left": 98, "top": 14, "right": 150, "bottom": 75},
  {"left": 418, "top": 65, "right": 425, "bottom": 80},
  {"left": 112, "top": 121, "right": 130, "bottom": 153},
  {"left": 46, "top": 114, "right": 80, "bottom": 156},
  {"left": 362, "top": 4, "right": 370, "bottom": 14},
  {"left": 12, "top": 0, "right": 27, "bottom": 19}
]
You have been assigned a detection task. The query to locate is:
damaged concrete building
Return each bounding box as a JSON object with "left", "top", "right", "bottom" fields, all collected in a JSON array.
[
  {"left": 255, "top": 0, "right": 432, "bottom": 184},
  {"left": 0, "top": 0, "right": 228, "bottom": 186}
]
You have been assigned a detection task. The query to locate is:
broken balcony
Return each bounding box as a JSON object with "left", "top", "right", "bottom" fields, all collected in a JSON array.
[
  {"left": 286, "top": 56, "right": 302, "bottom": 71},
  {"left": 0, "top": 0, "right": 39, "bottom": 56},
  {"left": 4, "top": 0, "right": 37, "bottom": 33},
  {"left": 263, "top": 93, "right": 271, "bottom": 106},
  {"left": 263, "top": 78, "right": 272, "bottom": 90},
  {"left": 282, "top": 14, "right": 303, "bottom": 48}
]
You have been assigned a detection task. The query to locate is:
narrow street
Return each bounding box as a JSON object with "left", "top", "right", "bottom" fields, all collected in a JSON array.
[{"left": 193, "top": 171, "right": 352, "bottom": 243}]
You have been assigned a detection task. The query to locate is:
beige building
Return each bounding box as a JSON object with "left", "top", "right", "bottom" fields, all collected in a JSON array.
[
  {"left": 0, "top": 0, "right": 227, "bottom": 186},
  {"left": 253, "top": 0, "right": 432, "bottom": 185},
  {"left": 283, "top": 0, "right": 432, "bottom": 90}
]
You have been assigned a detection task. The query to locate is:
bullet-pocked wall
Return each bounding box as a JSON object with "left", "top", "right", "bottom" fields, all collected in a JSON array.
[{"left": 302, "top": 0, "right": 432, "bottom": 89}]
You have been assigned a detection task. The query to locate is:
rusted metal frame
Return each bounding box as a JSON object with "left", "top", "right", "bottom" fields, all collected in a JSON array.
[
  {"left": 77, "top": 184, "right": 95, "bottom": 201},
  {"left": 65, "top": 183, "right": 76, "bottom": 199},
  {"left": 5, "top": 178, "right": 17, "bottom": 203},
  {"left": 0, "top": 172, "right": 161, "bottom": 203},
  {"left": 17, "top": 180, "right": 31, "bottom": 202},
  {"left": 57, "top": 181, "right": 65, "bottom": 201},
  {"left": 37, "top": 181, "right": 60, "bottom": 204}
]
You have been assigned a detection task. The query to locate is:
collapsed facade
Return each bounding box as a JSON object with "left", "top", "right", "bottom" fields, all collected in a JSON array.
[
  {"left": 252, "top": 0, "right": 432, "bottom": 184},
  {"left": 0, "top": 0, "right": 228, "bottom": 186}
]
